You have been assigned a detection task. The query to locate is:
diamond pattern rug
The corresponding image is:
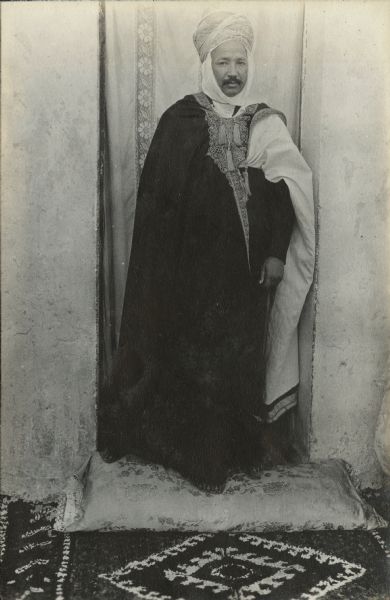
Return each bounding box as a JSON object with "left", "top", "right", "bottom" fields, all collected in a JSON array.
[{"left": 1, "top": 492, "right": 389, "bottom": 600}]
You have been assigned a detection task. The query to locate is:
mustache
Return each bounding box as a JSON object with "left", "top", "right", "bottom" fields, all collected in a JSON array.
[{"left": 222, "top": 76, "right": 242, "bottom": 85}]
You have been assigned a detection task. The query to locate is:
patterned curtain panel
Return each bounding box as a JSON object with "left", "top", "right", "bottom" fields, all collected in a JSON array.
[{"left": 101, "top": 0, "right": 304, "bottom": 377}]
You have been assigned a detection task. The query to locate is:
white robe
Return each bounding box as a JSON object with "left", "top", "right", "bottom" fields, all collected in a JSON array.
[{"left": 244, "top": 114, "right": 315, "bottom": 421}]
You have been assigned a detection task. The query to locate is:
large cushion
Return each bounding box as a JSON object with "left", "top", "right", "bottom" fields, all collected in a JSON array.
[{"left": 54, "top": 452, "right": 387, "bottom": 532}]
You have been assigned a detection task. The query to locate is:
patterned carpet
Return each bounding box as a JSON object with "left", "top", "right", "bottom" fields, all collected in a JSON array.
[{"left": 0, "top": 491, "right": 389, "bottom": 600}]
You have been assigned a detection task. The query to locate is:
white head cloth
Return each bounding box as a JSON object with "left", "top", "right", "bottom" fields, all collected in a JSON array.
[
  {"left": 193, "top": 11, "right": 254, "bottom": 63},
  {"left": 194, "top": 11, "right": 255, "bottom": 109},
  {"left": 200, "top": 52, "right": 255, "bottom": 109}
]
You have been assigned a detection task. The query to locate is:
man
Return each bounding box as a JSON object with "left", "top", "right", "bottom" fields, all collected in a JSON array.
[{"left": 99, "top": 11, "right": 315, "bottom": 492}]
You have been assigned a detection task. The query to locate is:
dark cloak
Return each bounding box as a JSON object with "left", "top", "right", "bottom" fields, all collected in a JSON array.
[{"left": 99, "top": 93, "right": 295, "bottom": 486}]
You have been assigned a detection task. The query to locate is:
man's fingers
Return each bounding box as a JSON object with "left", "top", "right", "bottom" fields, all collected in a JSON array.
[
  {"left": 260, "top": 257, "right": 284, "bottom": 288},
  {"left": 263, "top": 276, "right": 272, "bottom": 289},
  {"left": 263, "top": 275, "right": 282, "bottom": 289},
  {"left": 260, "top": 258, "right": 284, "bottom": 288},
  {"left": 259, "top": 265, "right": 266, "bottom": 285}
]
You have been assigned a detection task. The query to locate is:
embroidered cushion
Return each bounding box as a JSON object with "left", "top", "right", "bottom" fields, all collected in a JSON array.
[{"left": 54, "top": 452, "right": 386, "bottom": 532}]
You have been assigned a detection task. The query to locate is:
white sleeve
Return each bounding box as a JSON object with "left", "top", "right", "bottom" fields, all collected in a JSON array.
[
  {"left": 246, "top": 115, "right": 311, "bottom": 185},
  {"left": 246, "top": 114, "right": 315, "bottom": 259}
]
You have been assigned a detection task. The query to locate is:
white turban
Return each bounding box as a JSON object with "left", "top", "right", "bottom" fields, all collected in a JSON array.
[
  {"left": 193, "top": 11, "right": 254, "bottom": 63},
  {"left": 193, "top": 11, "right": 256, "bottom": 109}
]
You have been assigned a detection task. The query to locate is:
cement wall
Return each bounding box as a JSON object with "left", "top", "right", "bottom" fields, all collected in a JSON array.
[
  {"left": 301, "top": 2, "right": 390, "bottom": 488},
  {"left": 1, "top": 2, "right": 99, "bottom": 499},
  {"left": 1, "top": 1, "right": 390, "bottom": 499}
]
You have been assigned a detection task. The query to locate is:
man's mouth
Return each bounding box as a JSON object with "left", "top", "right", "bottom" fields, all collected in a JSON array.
[{"left": 223, "top": 80, "right": 241, "bottom": 87}]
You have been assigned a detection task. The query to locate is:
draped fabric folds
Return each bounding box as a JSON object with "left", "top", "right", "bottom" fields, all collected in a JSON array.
[
  {"left": 99, "top": 93, "right": 298, "bottom": 486},
  {"left": 245, "top": 115, "right": 315, "bottom": 416},
  {"left": 102, "top": 1, "right": 306, "bottom": 386}
]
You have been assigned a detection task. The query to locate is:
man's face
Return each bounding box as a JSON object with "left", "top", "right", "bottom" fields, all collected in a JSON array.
[{"left": 211, "top": 40, "right": 248, "bottom": 97}]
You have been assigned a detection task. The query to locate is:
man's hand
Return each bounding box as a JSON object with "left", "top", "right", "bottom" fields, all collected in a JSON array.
[{"left": 259, "top": 257, "right": 284, "bottom": 289}]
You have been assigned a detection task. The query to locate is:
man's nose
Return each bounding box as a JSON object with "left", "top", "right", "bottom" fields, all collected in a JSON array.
[{"left": 227, "top": 62, "right": 238, "bottom": 76}]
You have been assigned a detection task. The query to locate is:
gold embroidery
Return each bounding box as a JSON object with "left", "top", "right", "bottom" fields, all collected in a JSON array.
[
  {"left": 193, "top": 93, "right": 257, "bottom": 264},
  {"left": 193, "top": 93, "right": 287, "bottom": 267}
]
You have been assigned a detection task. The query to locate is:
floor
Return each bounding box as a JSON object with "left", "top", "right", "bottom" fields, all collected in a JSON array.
[{"left": 0, "top": 489, "right": 389, "bottom": 600}]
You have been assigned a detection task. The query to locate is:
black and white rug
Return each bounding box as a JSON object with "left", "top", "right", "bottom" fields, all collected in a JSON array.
[{"left": 0, "top": 493, "right": 389, "bottom": 600}]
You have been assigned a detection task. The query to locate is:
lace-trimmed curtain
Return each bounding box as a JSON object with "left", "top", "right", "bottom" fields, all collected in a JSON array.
[{"left": 102, "top": 0, "right": 304, "bottom": 377}]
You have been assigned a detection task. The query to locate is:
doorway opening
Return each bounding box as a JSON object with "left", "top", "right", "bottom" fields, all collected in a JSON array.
[{"left": 96, "top": 0, "right": 314, "bottom": 474}]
